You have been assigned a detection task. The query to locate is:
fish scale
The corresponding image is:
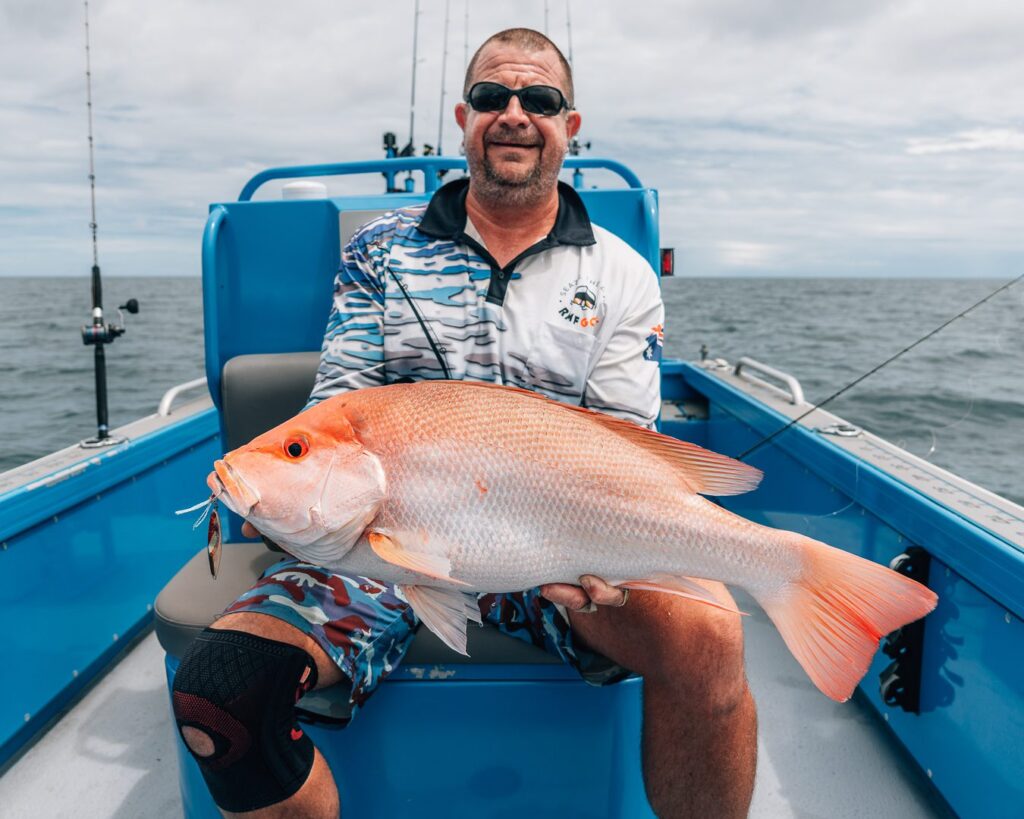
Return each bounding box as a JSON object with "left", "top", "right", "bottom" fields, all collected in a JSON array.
[{"left": 210, "top": 379, "right": 937, "bottom": 701}]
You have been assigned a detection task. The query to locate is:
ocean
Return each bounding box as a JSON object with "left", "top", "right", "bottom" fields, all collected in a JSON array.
[{"left": 1, "top": 276, "right": 1021, "bottom": 505}]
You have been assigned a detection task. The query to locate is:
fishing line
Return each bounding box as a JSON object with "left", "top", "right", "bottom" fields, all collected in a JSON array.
[
  {"left": 923, "top": 374, "right": 977, "bottom": 459},
  {"left": 313, "top": 361, "right": 387, "bottom": 393},
  {"left": 737, "top": 272, "right": 1024, "bottom": 462},
  {"left": 175, "top": 495, "right": 216, "bottom": 529},
  {"left": 390, "top": 270, "right": 453, "bottom": 379},
  {"left": 83, "top": 0, "right": 100, "bottom": 273}
]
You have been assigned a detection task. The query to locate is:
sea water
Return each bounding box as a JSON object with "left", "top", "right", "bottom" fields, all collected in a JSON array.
[{"left": 1, "top": 276, "right": 1021, "bottom": 505}]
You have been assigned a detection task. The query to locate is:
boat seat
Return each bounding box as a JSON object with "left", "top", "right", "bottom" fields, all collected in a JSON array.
[{"left": 154, "top": 352, "right": 561, "bottom": 718}]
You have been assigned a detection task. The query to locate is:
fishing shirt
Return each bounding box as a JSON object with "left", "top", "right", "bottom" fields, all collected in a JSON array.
[{"left": 308, "top": 177, "right": 664, "bottom": 428}]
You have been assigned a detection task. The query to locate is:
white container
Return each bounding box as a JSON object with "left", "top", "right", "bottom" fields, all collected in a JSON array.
[{"left": 282, "top": 181, "right": 328, "bottom": 200}]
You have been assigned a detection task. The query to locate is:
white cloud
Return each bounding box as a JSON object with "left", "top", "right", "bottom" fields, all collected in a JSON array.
[
  {"left": 0, "top": 0, "right": 1023, "bottom": 278},
  {"left": 717, "top": 241, "right": 782, "bottom": 268},
  {"left": 906, "top": 129, "right": 1024, "bottom": 155}
]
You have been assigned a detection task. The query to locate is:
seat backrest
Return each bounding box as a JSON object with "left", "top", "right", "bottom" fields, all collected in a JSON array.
[
  {"left": 221, "top": 352, "right": 320, "bottom": 451},
  {"left": 202, "top": 183, "right": 659, "bottom": 409},
  {"left": 218, "top": 352, "right": 318, "bottom": 541}
]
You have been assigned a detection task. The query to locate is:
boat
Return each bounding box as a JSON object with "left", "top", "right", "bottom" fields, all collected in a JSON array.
[{"left": 0, "top": 155, "right": 1020, "bottom": 818}]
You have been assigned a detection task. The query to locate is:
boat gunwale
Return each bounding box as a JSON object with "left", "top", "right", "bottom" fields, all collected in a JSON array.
[
  {"left": 0, "top": 399, "right": 217, "bottom": 544},
  {"left": 673, "top": 360, "right": 1024, "bottom": 620}
]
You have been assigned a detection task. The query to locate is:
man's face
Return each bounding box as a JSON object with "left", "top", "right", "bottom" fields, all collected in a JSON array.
[{"left": 455, "top": 42, "right": 582, "bottom": 205}]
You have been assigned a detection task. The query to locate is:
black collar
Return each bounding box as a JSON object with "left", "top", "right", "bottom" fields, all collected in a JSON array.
[{"left": 417, "top": 177, "right": 596, "bottom": 247}]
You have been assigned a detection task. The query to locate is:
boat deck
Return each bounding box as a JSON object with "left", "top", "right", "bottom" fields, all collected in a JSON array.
[{"left": 0, "top": 591, "right": 950, "bottom": 818}]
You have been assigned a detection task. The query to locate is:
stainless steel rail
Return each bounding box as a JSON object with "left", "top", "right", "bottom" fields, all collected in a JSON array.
[
  {"left": 157, "top": 378, "right": 209, "bottom": 417},
  {"left": 734, "top": 357, "right": 807, "bottom": 405}
]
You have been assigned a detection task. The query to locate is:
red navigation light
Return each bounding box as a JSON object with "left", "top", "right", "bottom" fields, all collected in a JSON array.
[{"left": 660, "top": 248, "right": 675, "bottom": 276}]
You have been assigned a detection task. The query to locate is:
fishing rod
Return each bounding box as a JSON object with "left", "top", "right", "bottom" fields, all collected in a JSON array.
[
  {"left": 79, "top": 0, "right": 138, "bottom": 448},
  {"left": 565, "top": 0, "right": 574, "bottom": 69},
  {"left": 463, "top": 0, "right": 469, "bottom": 76},
  {"left": 406, "top": 0, "right": 420, "bottom": 157},
  {"left": 564, "top": 0, "right": 589, "bottom": 187},
  {"left": 736, "top": 272, "right": 1024, "bottom": 462},
  {"left": 436, "top": 0, "right": 451, "bottom": 157},
  {"left": 458, "top": 0, "right": 468, "bottom": 160},
  {"left": 392, "top": 0, "right": 423, "bottom": 191}
]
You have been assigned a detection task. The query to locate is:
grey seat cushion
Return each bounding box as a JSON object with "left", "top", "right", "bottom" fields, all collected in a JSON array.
[
  {"left": 154, "top": 542, "right": 282, "bottom": 659},
  {"left": 154, "top": 544, "right": 560, "bottom": 666}
]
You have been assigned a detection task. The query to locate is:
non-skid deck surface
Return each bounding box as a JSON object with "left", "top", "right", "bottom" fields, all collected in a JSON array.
[{"left": 0, "top": 594, "right": 947, "bottom": 818}]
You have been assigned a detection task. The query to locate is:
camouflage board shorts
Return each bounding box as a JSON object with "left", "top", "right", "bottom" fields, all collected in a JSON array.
[{"left": 225, "top": 557, "right": 630, "bottom": 718}]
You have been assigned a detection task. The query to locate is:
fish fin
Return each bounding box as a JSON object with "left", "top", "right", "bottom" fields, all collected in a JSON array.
[
  {"left": 401, "top": 585, "right": 473, "bottom": 656},
  {"left": 754, "top": 533, "right": 938, "bottom": 703},
  {"left": 449, "top": 381, "right": 761, "bottom": 496},
  {"left": 367, "top": 531, "right": 470, "bottom": 587},
  {"left": 619, "top": 574, "right": 746, "bottom": 615}
]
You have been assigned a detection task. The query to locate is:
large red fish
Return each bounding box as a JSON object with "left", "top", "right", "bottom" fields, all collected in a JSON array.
[{"left": 208, "top": 380, "right": 937, "bottom": 702}]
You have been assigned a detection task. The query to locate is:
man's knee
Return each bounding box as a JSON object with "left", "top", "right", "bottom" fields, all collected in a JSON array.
[
  {"left": 171, "top": 628, "right": 319, "bottom": 813},
  {"left": 640, "top": 597, "right": 749, "bottom": 715}
]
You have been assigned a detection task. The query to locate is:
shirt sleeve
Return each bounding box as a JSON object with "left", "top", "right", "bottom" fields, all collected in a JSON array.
[
  {"left": 306, "top": 225, "right": 389, "bottom": 407},
  {"left": 582, "top": 267, "right": 664, "bottom": 429}
]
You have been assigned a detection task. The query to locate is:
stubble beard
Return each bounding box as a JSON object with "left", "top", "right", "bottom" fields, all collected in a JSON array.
[{"left": 468, "top": 139, "right": 563, "bottom": 210}]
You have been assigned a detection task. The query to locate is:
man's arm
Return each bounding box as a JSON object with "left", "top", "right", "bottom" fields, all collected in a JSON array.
[
  {"left": 582, "top": 268, "right": 664, "bottom": 429},
  {"left": 306, "top": 229, "right": 389, "bottom": 406}
]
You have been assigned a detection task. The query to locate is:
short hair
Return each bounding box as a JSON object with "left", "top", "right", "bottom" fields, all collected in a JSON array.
[{"left": 463, "top": 28, "right": 574, "bottom": 108}]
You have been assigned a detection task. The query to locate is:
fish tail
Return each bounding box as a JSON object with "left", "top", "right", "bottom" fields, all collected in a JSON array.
[{"left": 753, "top": 533, "right": 937, "bottom": 702}]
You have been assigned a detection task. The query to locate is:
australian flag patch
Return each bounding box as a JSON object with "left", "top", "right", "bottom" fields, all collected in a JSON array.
[{"left": 643, "top": 324, "right": 664, "bottom": 362}]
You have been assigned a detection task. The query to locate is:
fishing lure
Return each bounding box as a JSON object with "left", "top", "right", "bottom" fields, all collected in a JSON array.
[{"left": 175, "top": 495, "right": 222, "bottom": 578}]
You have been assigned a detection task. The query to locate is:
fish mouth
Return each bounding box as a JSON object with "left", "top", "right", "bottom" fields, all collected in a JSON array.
[{"left": 208, "top": 459, "right": 259, "bottom": 517}]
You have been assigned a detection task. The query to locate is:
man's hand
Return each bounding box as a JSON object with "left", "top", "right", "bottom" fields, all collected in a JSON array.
[
  {"left": 540, "top": 575, "right": 628, "bottom": 613},
  {"left": 241, "top": 521, "right": 286, "bottom": 553}
]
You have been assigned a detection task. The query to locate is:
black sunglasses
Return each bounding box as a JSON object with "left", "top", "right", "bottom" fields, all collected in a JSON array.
[{"left": 465, "top": 82, "right": 571, "bottom": 116}]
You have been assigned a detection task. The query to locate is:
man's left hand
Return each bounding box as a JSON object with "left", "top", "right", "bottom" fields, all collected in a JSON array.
[{"left": 540, "top": 575, "right": 628, "bottom": 613}]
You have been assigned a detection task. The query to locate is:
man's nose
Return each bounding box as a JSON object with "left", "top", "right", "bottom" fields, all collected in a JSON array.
[{"left": 496, "top": 94, "right": 531, "bottom": 126}]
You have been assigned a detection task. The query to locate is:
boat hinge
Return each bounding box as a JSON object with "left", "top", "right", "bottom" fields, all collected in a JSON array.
[{"left": 878, "top": 546, "right": 931, "bottom": 714}]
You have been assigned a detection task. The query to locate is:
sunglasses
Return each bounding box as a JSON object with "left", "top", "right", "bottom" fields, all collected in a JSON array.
[{"left": 465, "top": 82, "right": 571, "bottom": 116}]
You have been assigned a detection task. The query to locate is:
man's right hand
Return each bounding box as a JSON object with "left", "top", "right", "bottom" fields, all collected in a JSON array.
[
  {"left": 540, "top": 575, "right": 629, "bottom": 613},
  {"left": 241, "top": 521, "right": 285, "bottom": 552}
]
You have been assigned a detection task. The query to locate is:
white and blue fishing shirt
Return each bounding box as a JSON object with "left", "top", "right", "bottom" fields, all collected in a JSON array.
[{"left": 309, "top": 177, "right": 664, "bottom": 427}]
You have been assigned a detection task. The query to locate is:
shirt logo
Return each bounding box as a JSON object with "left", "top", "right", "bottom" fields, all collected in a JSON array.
[
  {"left": 644, "top": 324, "right": 663, "bottom": 361},
  {"left": 557, "top": 279, "right": 605, "bottom": 329}
]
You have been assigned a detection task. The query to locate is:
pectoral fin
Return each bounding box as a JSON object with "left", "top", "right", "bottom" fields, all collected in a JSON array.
[
  {"left": 367, "top": 530, "right": 470, "bottom": 586},
  {"left": 619, "top": 574, "right": 747, "bottom": 616},
  {"left": 400, "top": 585, "right": 480, "bottom": 656}
]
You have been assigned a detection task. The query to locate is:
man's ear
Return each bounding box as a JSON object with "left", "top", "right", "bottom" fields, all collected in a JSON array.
[
  {"left": 455, "top": 101, "right": 469, "bottom": 131},
  {"left": 566, "top": 110, "right": 582, "bottom": 139}
]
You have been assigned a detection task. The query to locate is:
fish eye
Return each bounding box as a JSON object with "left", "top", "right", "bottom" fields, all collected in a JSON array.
[{"left": 284, "top": 436, "right": 309, "bottom": 459}]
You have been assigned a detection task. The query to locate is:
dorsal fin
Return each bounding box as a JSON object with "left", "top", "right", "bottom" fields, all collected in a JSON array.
[{"left": 439, "top": 381, "right": 763, "bottom": 497}]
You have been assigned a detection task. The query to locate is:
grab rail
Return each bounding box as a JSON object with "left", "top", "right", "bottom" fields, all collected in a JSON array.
[
  {"left": 201, "top": 205, "right": 227, "bottom": 407},
  {"left": 734, "top": 357, "right": 807, "bottom": 405},
  {"left": 237, "top": 156, "right": 645, "bottom": 201},
  {"left": 158, "top": 377, "right": 209, "bottom": 416}
]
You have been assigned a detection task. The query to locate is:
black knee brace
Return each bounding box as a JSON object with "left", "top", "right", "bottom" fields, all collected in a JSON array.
[{"left": 171, "top": 629, "right": 319, "bottom": 813}]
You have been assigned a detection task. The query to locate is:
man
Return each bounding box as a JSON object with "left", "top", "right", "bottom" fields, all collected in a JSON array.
[{"left": 172, "top": 28, "right": 756, "bottom": 818}]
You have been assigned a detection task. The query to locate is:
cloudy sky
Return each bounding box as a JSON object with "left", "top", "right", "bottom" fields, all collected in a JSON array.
[{"left": 2, "top": 0, "right": 1023, "bottom": 278}]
